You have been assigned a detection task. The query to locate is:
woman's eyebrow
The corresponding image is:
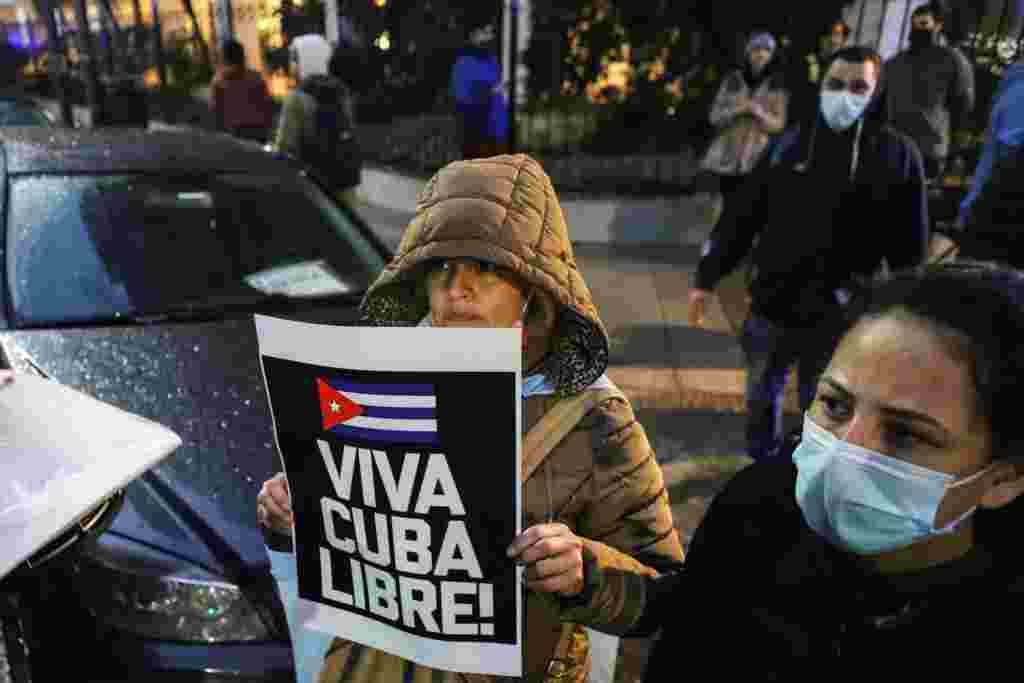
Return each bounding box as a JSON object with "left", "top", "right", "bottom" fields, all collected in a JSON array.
[
  {"left": 878, "top": 407, "right": 951, "bottom": 436},
  {"left": 822, "top": 378, "right": 952, "bottom": 436}
]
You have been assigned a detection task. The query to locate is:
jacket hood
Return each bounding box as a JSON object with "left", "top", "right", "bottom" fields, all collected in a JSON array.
[{"left": 361, "top": 154, "right": 609, "bottom": 396}]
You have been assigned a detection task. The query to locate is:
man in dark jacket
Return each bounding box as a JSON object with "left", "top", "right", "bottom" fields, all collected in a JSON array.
[
  {"left": 884, "top": 0, "right": 975, "bottom": 182},
  {"left": 210, "top": 40, "right": 275, "bottom": 143},
  {"left": 688, "top": 46, "right": 929, "bottom": 463}
]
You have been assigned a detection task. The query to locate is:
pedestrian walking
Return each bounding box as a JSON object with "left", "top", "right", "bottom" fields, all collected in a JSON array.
[
  {"left": 257, "top": 154, "right": 683, "bottom": 683},
  {"left": 449, "top": 24, "right": 509, "bottom": 160},
  {"left": 273, "top": 40, "right": 362, "bottom": 200},
  {"left": 688, "top": 46, "right": 930, "bottom": 463},
  {"left": 210, "top": 39, "right": 275, "bottom": 143},
  {"left": 696, "top": 31, "right": 789, "bottom": 222},
  {"left": 519, "top": 260, "right": 1024, "bottom": 678},
  {"left": 885, "top": 0, "right": 975, "bottom": 184}
]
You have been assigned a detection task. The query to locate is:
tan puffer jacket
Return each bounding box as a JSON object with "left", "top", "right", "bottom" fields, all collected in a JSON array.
[{"left": 319, "top": 155, "right": 683, "bottom": 683}]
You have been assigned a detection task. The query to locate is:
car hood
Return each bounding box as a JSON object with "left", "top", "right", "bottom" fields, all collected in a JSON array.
[{"left": 0, "top": 313, "right": 348, "bottom": 577}]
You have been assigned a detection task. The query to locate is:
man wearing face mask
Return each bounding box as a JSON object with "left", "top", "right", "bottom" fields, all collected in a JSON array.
[
  {"left": 885, "top": 1, "right": 975, "bottom": 183},
  {"left": 688, "top": 46, "right": 929, "bottom": 464}
]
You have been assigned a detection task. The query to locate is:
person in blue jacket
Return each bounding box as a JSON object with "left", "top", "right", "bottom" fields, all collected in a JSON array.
[
  {"left": 450, "top": 23, "right": 508, "bottom": 159},
  {"left": 958, "top": 59, "right": 1024, "bottom": 227}
]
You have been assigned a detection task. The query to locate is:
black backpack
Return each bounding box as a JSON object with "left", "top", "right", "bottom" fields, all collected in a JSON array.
[{"left": 298, "top": 75, "right": 362, "bottom": 191}]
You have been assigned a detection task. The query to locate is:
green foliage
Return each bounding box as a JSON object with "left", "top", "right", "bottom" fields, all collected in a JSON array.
[
  {"left": 163, "top": 33, "right": 214, "bottom": 95},
  {"left": 521, "top": 0, "right": 860, "bottom": 153},
  {"left": 964, "top": 31, "right": 1022, "bottom": 78}
]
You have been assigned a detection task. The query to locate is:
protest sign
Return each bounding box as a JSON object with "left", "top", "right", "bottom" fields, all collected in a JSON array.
[
  {"left": 255, "top": 315, "right": 522, "bottom": 677},
  {"left": 0, "top": 374, "right": 182, "bottom": 581}
]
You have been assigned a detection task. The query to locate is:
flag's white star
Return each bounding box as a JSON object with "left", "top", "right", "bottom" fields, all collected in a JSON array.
[{"left": 330, "top": 400, "right": 340, "bottom": 413}]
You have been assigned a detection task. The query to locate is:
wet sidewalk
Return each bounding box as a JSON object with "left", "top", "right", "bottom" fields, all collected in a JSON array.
[{"left": 572, "top": 243, "right": 804, "bottom": 542}]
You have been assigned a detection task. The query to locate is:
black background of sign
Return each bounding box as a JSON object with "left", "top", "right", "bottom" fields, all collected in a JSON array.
[{"left": 261, "top": 355, "right": 518, "bottom": 644}]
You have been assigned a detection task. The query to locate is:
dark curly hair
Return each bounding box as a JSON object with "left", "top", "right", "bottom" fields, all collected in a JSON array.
[{"left": 837, "top": 261, "right": 1024, "bottom": 462}]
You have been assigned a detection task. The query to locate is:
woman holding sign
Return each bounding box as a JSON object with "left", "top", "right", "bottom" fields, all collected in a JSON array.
[
  {"left": 258, "top": 154, "right": 684, "bottom": 682},
  {"left": 514, "top": 261, "right": 1024, "bottom": 678}
]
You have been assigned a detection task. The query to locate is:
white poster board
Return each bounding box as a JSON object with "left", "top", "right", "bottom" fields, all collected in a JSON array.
[
  {"left": 255, "top": 315, "right": 522, "bottom": 677},
  {"left": 0, "top": 374, "right": 182, "bottom": 581}
]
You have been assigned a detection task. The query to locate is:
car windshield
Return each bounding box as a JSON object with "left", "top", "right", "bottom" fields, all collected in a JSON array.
[{"left": 8, "top": 172, "right": 387, "bottom": 326}]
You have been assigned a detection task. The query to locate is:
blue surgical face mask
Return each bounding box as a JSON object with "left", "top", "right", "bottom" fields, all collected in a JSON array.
[
  {"left": 793, "top": 415, "right": 990, "bottom": 555},
  {"left": 820, "top": 90, "right": 871, "bottom": 131}
]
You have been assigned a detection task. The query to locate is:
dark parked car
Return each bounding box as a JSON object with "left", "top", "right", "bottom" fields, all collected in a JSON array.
[{"left": 0, "top": 127, "right": 390, "bottom": 681}]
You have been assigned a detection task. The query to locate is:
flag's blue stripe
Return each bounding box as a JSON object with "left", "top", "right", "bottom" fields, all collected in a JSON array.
[
  {"left": 331, "top": 424, "right": 440, "bottom": 446},
  {"left": 361, "top": 406, "right": 436, "bottom": 419},
  {"left": 329, "top": 381, "right": 435, "bottom": 396}
]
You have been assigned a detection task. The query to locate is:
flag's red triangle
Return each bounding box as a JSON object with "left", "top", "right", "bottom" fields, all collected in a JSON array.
[{"left": 317, "top": 379, "right": 364, "bottom": 431}]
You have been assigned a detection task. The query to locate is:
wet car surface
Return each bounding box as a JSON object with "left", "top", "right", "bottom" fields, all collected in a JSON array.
[{"left": 0, "top": 127, "right": 390, "bottom": 681}]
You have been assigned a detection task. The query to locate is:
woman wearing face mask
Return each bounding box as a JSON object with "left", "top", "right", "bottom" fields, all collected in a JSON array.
[
  {"left": 513, "top": 261, "right": 1024, "bottom": 677},
  {"left": 257, "top": 154, "right": 683, "bottom": 683},
  {"left": 696, "top": 31, "right": 789, "bottom": 222}
]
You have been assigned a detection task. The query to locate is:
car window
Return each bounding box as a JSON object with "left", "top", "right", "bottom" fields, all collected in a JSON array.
[
  {"left": 0, "top": 101, "right": 50, "bottom": 126},
  {"left": 8, "top": 173, "right": 387, "bottom": 327}
]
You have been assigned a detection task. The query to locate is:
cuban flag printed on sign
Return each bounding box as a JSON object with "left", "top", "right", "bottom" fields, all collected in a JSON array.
[{"left": 316, "top": 378, "right": 439, "bottom": 446}]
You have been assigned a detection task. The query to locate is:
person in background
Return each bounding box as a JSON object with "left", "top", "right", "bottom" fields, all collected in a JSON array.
[
  {"left": 517, "top": 260, "right": 1024, "bottom": 678},
  {"left": 820, "top": 19, "right": 852, "bottom": 63},
  {"left": 450, "top": 23, "right": 509, "bottom": 159},
  {"left": 258, "top": 154, "right": 683, "bottom": 683},
  {"left": 957, "top": 56, "right": 1024, "bottom": 228},
  {"left": 783, "top": 20, "right": 852, "bottom": 147},
  {"left": 806, "top": 20, "right": 853, "bottom": 90},
  {"left": 696, "top": 31, "right": 789, "bottom": 222},
  {"left": 274, "top": 40, "right": 361, "bottom": 201},
  {"left": 688, "top": 47, "right": 929, "bottom": 464},
  {"left": 287, "top": 32, "right": 332, "bottom": 88},
  {"left": 885, "top": 0, "right": 975, "bottom": 183},
  {"left": 210, "top": 39, "right": 275, "bottom": 143}
]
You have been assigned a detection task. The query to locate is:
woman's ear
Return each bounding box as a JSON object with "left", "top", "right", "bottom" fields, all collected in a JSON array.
[{"left": 980, "top": 461, "right": 1024, "bottom": 510}]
